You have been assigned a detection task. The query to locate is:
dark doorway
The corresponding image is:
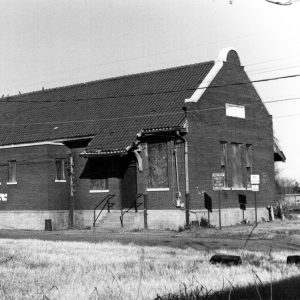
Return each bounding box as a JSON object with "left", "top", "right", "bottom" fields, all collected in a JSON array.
[{"left": 121, "top": 157, "right": 137, "bottom": 208}]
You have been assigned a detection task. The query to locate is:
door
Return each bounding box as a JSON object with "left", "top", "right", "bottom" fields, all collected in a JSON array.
[{"left": 121, "top": 158, "right": 137, "bottom": 208}]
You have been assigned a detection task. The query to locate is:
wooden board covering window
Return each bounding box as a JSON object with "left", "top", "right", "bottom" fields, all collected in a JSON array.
[
  {"left": 246, "top": 145, "right": 252, "bottom": 188},
  {"left": 231, "top": 143, "right": 243, "bottom": 188},
  {"left": 148, "top": 142, "right": 168, "bottom": 188},
  {"left": 220, "top": 142, "right": 228, "bottom": 186},
  {"left": 90, "top": 179, "right": 108, "bottom": 190}
]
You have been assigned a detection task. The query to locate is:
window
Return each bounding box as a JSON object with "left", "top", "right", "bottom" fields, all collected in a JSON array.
[
  {"left": 147, "top": 142, "right": 169, "bottom": 190},
  {"left": 8, "top": 160, "right": 17, "bottom": 184},
  {"left": 220, "top": 142, "right": 252, "bottom": 190},
  {"left": 246, "top": 144, "right": 252, "bottom": 188},
  {"left": 55, "top": 159, "right": 65, "bottom": 182},
  {"left": 89, "top": 179, "right": 109, "bottom": 193},
  {"left": 231, "top": 143, "right": 243, "bottom": 188},
  {"left": 220, "top": 142, "right": 228, "bottom": 186}
]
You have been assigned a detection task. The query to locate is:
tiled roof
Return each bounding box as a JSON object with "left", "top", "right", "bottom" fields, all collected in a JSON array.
[{"left": 0, "top": 61, "right": 214, "bottom": 150}]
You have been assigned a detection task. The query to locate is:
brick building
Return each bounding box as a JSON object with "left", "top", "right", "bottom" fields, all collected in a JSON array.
[{"left": 0, "top": 48, "right": 285, "bottom": 230}]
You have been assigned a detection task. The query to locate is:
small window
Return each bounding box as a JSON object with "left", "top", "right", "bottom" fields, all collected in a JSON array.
[
  {"left": 89, "top": 179, "right": 109, "bottom": 193},
  {"left": 55, "top": 159, "right": 65, "bottom": 181},
  {"left": 8, "top": 160, "right": 17, "bottom": 184},
  {"left": 148, "top": 142, "right": 169, "bottom": 189}
]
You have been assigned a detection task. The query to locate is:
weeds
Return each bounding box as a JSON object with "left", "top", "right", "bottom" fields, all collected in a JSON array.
[{"left": 0, "top": 237, "right": 299, "bottom": 299}]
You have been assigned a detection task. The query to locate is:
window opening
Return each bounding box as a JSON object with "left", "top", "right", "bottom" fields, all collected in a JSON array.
[{"left": 8, "top": 160, "right": 17, "bottom": 184}]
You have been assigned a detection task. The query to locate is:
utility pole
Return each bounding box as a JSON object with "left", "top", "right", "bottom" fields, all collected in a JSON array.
[{"left": 69, "top": 152, "right": 75, "bottom": 229}]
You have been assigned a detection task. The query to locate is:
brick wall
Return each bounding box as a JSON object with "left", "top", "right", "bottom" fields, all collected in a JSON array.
[
  {"left": 186, "top": 52, "right": 275, "bottom": 212},
  {"left": 72, "top": 148, "right": 123, "bottom": 210},
  {"left": 137, "top": 141, "right": 186, "bottom": 210},
  {"left": 0, "top": 144, "right": 70, "bottom": 211}
]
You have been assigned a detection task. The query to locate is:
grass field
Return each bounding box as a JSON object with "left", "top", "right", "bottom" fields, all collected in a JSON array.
[{"left": 0, "top": 236, "right": 299, "bottom": 299}]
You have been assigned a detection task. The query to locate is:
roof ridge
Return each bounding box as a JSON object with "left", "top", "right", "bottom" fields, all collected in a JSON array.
[{"left": 3, "top": 60, "right": 214, "bottom": 101}]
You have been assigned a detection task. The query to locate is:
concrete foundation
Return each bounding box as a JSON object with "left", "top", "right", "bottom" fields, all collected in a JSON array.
[
  {"left": 0, "top": 210, "right": 69, "bottom": 230},
  {"left": 0, "top": 207, "right": 269, "bottom": 230}
]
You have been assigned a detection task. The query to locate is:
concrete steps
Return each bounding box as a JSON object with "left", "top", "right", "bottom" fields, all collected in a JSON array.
[{"left": 94, "top": 211, "right": 143, "bottom": 230}]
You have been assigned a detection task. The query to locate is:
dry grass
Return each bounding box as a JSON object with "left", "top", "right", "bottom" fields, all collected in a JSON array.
[{"left": 0, "top": 239, "right": 299, "bottom": 299}]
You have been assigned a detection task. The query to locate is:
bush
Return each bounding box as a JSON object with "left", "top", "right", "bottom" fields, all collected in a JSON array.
[{"left": 200, "top": 217, "right": 210, "bottom": 228}]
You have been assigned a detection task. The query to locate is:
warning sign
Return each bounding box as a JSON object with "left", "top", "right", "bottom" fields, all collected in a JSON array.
[{"left": 212, "top": 173, "right": 225, "bottom": 190}]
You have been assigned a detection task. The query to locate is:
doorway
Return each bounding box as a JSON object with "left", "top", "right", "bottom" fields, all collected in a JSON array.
[{"left": 120, "top": 157, "right": 137, "bottom": 208}]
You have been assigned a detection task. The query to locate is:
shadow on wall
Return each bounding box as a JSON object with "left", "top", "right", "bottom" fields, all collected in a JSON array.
[{"left": 155, "top": 275, "right": 300, "bottom": 300}]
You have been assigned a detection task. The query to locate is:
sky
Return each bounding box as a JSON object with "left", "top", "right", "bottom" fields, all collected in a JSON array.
[{"left": 0, "top": 0, "right": 300, "bottom": 180}]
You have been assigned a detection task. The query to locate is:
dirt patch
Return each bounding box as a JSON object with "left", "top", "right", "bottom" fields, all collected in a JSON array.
[{"left": 0, "top": 219, "right": 299, "bottom": 251}]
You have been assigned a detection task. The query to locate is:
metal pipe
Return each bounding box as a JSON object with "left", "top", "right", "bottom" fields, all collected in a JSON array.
[
  {"left": 183, "top": 137, "right": 190, "bottom": 227},
  {"left": 69, "top": 152, "right": 74, "bottom": 229},
  {"left": 175, "top": 134, "right": 190, "bottom": 227},
  {"left": 174, "top": 144, "right": 180, "bottom": 194}
]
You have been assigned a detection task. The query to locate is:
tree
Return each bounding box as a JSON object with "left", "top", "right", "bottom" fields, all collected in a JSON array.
[{"left": 275, "top": 166, "right": 300, "bottom": 194}]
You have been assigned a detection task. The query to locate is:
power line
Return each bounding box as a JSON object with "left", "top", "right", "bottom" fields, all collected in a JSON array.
[
  {"left": 0, "top": 32, "right": 269, "bottom": 87},
  {"left": 247, "top": 64, "right": 300, "bottom": 76},
  {"left": 274, "top": 112, "right": 300, "bottom": 119},
  {"left": 0, "top": 95, "right": 298, "bottom": 127},
  {"left": 1, "top": 72, "right": 300, "bottom": 105},
  {"left": 245, "top": 54, "right": 300, "bottom": 67},
  {"left": 264, "top": 96, "right": 300, "bottom": 104}
]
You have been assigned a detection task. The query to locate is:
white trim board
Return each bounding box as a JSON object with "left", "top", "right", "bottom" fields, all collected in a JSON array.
[
  {"left": 0, "top": 136, "right": 94, "bottom": 149},
  {"left": 185, "top": 47, "right": 238, "bottom": 103}
]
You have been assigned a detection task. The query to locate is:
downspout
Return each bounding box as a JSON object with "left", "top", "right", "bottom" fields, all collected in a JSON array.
[
  {"left": 68, "top": 151, "right": 74, "bottom": 229},
  {"left": 181, "top": 106, "right": 190, "bottom": 227},
  {"left": 183, "top": 136, "right": 190, "bottom": 228}
]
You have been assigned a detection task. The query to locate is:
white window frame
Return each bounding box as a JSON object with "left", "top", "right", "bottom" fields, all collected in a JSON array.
[
  {"left": 55, "top": 159, "right": 66, "bottom": 182},
  {"left": 89, "top": 179, "right": 109, "bottom": 193}
]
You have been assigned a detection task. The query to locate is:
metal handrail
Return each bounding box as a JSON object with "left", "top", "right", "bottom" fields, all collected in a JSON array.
[
  {"left": 93, "top": 194, "right": 115, "bottom": 227},
  {"left": 120, "top": 193, "right": 143, "bottom": 227}
]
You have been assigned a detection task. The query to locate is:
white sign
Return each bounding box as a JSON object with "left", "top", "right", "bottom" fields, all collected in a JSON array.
[
  {"left": 252, "top": 185, "right": 259, "bottom": 192},
  {"left": 0, "top": 193, "right": 7, "bottom": 201},
  {"left": 212, "top": 173, "right": 225, "bottom": 190},
  {"left": 225, "top": 103, "right": 245, "bottom": 119},
  {"left": 251, "top": 174, "right": 260, "bottom": 185}
]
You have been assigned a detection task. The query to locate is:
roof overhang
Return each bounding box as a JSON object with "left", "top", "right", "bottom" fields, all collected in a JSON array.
[
  {"left": 138, "top": 125, "right": 187, "bottom": 138},
  {"left": 274, "top": 137, "right": 286, "bottom": 162},
  {"left": 80, "top": 125, "right": 187, "bottom": 158}
]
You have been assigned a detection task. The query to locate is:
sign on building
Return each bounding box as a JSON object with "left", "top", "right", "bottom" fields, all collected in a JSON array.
[
  {"left": 212, "top": 173, "right": 225, "bottom": 190},
  {"left": 251, "top": 174, "right": 260, "bottom": 185},
  {"left": 0, "top": 194, "right": 7, "bottom": 201},
  {"left": 225, "top": 103, "right": 245, "bottom": 119}
]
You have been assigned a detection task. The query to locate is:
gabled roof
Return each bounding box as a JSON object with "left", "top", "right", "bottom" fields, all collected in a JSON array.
[{"left": 0, "top": 60, "right": 214, "bottom": 151}]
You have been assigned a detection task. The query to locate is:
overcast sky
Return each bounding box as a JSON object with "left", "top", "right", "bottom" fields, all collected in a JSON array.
[{"left": 1, "top": 0, "right": 300, "bottom": 180}]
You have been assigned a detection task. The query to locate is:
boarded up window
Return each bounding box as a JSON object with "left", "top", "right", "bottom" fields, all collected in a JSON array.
[
  {"left": 55, "top": 159, "right": 65, "bottom": 181},
  {"left": 8, "top": 160, "right": 17, "bottom": 183},
  {"left": 148, "top": 142, "right": 168, "bottom": 188},
  {"left": 220, "top": 142, "right": 228, "bottom": 186},
  {"left": 246, "top": 144, "right": 252, "bottom": 188},
  {"left": 90, "top": 179, "right": 108, "bottom": 191},
  {"left": 231, "top": 143, "right": 243, "bottom": 188}
]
